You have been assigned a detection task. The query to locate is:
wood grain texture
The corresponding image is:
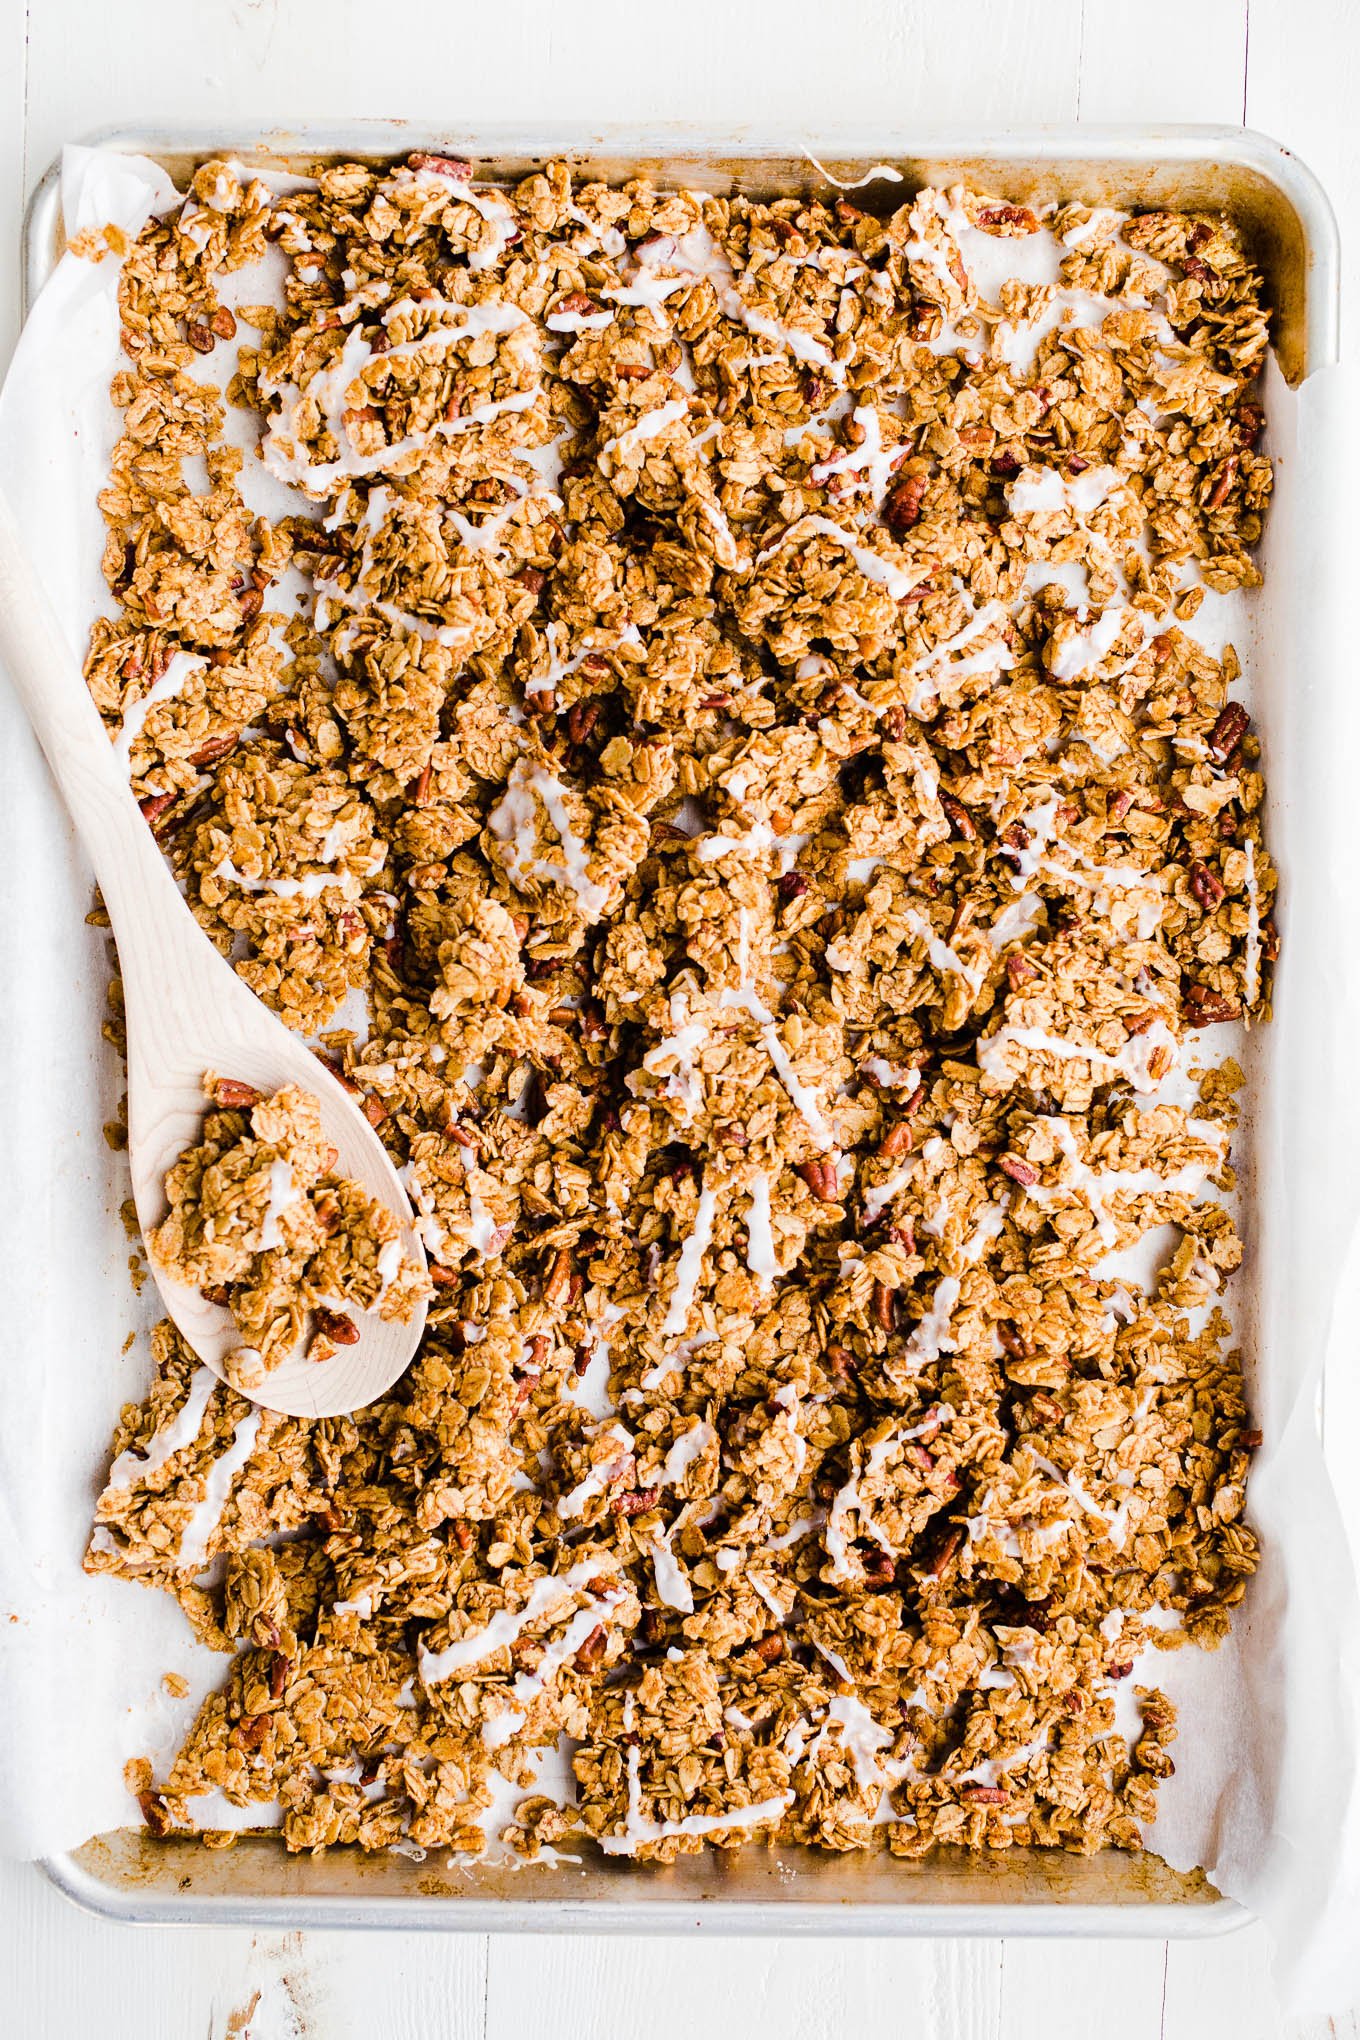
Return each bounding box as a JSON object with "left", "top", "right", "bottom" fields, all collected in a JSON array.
[{"left": 2, "top": 0, "right": 1357, "bottom": 2032}]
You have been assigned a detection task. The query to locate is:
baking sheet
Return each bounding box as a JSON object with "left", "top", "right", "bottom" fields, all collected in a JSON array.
[{"left": 2, "top": 132, "right": 1359, "bottom": 2006}]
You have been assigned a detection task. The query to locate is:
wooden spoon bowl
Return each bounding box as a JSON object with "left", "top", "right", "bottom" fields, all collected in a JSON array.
[{"left": 0, "top": 487, "right": 427, "bottom": 1418}]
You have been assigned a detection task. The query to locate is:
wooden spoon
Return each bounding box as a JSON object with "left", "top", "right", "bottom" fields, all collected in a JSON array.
[{"left": 0, "top": 487, "right": 428, "bottom": 1418}]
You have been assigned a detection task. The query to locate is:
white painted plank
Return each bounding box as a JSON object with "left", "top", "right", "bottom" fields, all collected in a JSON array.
[
  {"left": 1247, "top": 0, "right": 1360, "bottom": 330},
  {"left": 19, "top": 0, "right": 1083, "bottom": 193},
  {"left": 1163, "top": 1922, "right": 1360, "bottom": 2040},
  {"left": 1078, "top": 0, "right": 1248, "bottom": 123},
  {"left": 484, "top": 1931, "right": 1004, "bottom": 2040},
  {"left": 0, "top": 1857, "right": 490, "bottom": 2039},
  {"left": 0, "top": 0, "right": 27, "bottom": 368},
  {"left": 999, "top": 1938, "right": 1166, "bottom": 2040}
]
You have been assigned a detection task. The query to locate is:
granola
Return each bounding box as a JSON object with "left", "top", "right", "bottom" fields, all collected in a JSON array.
[
  {"left": 147, "top": 1075, "right": 429, "bottom": 1388},
  {"left": 85, "top": 155, "right": 1271, "bottom": 1865}
]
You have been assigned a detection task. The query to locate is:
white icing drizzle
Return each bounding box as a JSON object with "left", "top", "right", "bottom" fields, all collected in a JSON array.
[
  {"left": 174, "top": 1410, "right": 263, "bottom": 1572},
  {"left": 977, "top": 1015, "right": 1180, "bottom": 1095},
  {"left": 105, "top": 1365, "right": 218, "bottom": 1490},
  {"left": 113, "top": 651, "right": 208, "bottom": 771},
  {"left": 1024, "top": 1114, "right": 1219, "bottom": 1248},
  {"left": 487, "top": 758, "right": 610, "bottom": 919},
  {"left": 257, "top": 1159, "right": 300, "bottom": 1250},
  {"left": 601, "top": 1693, "right": 793, "bottom": 1854},
  {"left": 546, "top": 304, "right": 616, "bottom": 333},
  {"left": 661, "top": 1182, "right": 719, "bottom": 1338},
  {"left": 261, "top": 299, "right": 533, "bottom": 491},
  {"left": 605, "top": 224, "right": 845, "bottom": 385},
  {"left": 745, "top": 1174, "right": 779, "bottom": 1283},
  {"left": 758, "top": 514, "right": 921, "bottom": 602},
  {"left": 661, "top": 1421, "right": 717, "bottom": 1487},
  {"left": 524, "top": 620, "right": 642, "bottom": 698},
  {"left": 810, "top": 404, "right": 903, "bottom": 504},
  {"left": 401, "top": 166, "right": 519, "bottom": 270},
  {"left": 649, "top": 1523, "right": 694, "bottom": 1612},
  {"left": 1029, "top": 1450, "right": 1132, "bottom": 1551},
  {"left": 1007, "top": 464, "right": 1125, "bottom": 517},
  {"left": 717, "top": 911, "right": 834, "bottom": 1148},
  {"left": 603, "top": 398, "right": 690, "bottom": 461},
  {"left": 418, "top": 1555, "right": 621, "bottom": 1686},
  {"left": 556, "top": 1422, "right": 635, "bottom": 1521},
  {"left": 1243, "top": 838, "right": 1262, "bottom": 1004},
  {"left": 803, "top": 154, "right": 904, "bottom": 193}
]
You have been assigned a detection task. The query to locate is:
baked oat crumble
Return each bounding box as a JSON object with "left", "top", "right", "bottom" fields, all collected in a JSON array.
[
  {"left": 85, "top": 153, "right": 1272, "bottom": 1863},
  {"left": 148, "top": 1075, "right": 429, "bottom": 1390}
]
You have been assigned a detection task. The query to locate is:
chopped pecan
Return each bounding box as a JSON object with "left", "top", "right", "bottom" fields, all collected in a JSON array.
[
  {"left": 881, "top": 471, "right": 927, "bottom": 533},
  {"left": 138, "top": 790, "right": 178, "bottom": 828},
  {"left": 940, "top": 794, "right": 976, "bottom": 840},
  {"left": 976, "top": 203, "right": 1038, "bottom": 235},
  {"left": 797, "top": 1158, "right": 840, "bottom": 1202},
  {"left": 407, "top": 152, "right": 473, "bottom": 179},
  {"left": 1207, "top": 700, "right": 1249, "bottom": 762},
  {"left": 188, "top": 733, "right": 239, "bottom": 767},
  {"left": 610, "top": 1486, "right": 660, "bottom": 1518},
  {"left": 1183, "top": 981, "right": 1240, "bottom": 1025},
  {"left": 212, "top": 1078, "right": 261, "bottom": 1109},
  {"left": 314, "top": 1307, "right": 360, "bottom": 1346},
  {"left": 1188, "top": 860, "right": 1225, "bottom": 910},
  {"left": 573, "top": 1623, "right": 608, "bottom": 1668},
  {"left": 998, "top": 1153, "right": 1038, "bottom": 1187}
]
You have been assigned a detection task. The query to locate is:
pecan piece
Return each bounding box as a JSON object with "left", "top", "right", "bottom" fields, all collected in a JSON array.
[
  {"left": 925, "top": 1526, "right": 964, "bottom": 1577},
  {"left": 543, "top": 1246, "right": 575, "bottom": 1306},
  {"left": 1188, "top": 860, "right": 1225, "bottom": 910},
  {"left": 797, "top": 1159, "right": 840, "bottom": 1203},
  {"left": 1204, "top": 455, "right": 1238, "bottom": 511},
  {"left": 212, "top": 1078, "right": 261, "bottom": 1109},
  {"left": 1183, "top": 981, "right": 1240, "bottom": 1025},
  {"left": 1207, "top": 700, "right": 1249, "bottom": 762},
  {"left": 976, "top": 203, "right": 1038, "bottom": 235},
  {"left": 188, "top": 733, "right": 240, "bottom": 767},
  {"left": 573, "top": 1623, "right": 608, "bottom": 1668},
  {"left": 940, "top": 793, "right": 976, "bottom": 840},
  {"left": 961, "top": 1784, "right": 1010, "bottom": 1805},
  {"left": 314, "top": 1307, "right": 359, "bottom": 1346},
  {"left": 610, "top": 1486, "right": 660, "bottom": 1519},
  {"left": 998, "top": 1153, "right": 1039, "bottom": 1187},
  {"left": 138, "top": 790, "right": 178, "bottom": 828},
  {"left": 138, "top": 1790, "right": 171, "bottom": 1837},
  {"left": 185, "top": 319, "right": 215, "bottom": 353},
  {"left": 407, "top": 152, "right": 473, "bottom": 180},
  {"left": 881, "top": 471, "right": 927, "bottom": 533}
]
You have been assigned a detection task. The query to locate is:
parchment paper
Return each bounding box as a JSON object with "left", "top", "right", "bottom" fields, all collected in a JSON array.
[{"left": 1, "top": 146, "right": 1357, "bottom": 2011}]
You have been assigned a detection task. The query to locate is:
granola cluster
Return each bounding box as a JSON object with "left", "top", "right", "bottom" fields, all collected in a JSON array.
[
  {"left": 147, "top": 1075, "right": 429, "bottom": 1389},
  {"left": 86, "top": 155, "right": 1271, "bottom": 1864}
]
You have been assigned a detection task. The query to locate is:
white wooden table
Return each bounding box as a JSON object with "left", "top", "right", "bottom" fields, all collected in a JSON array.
[{"left": 1, "top": 1, "right": 1356, "bottom": 2032}]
